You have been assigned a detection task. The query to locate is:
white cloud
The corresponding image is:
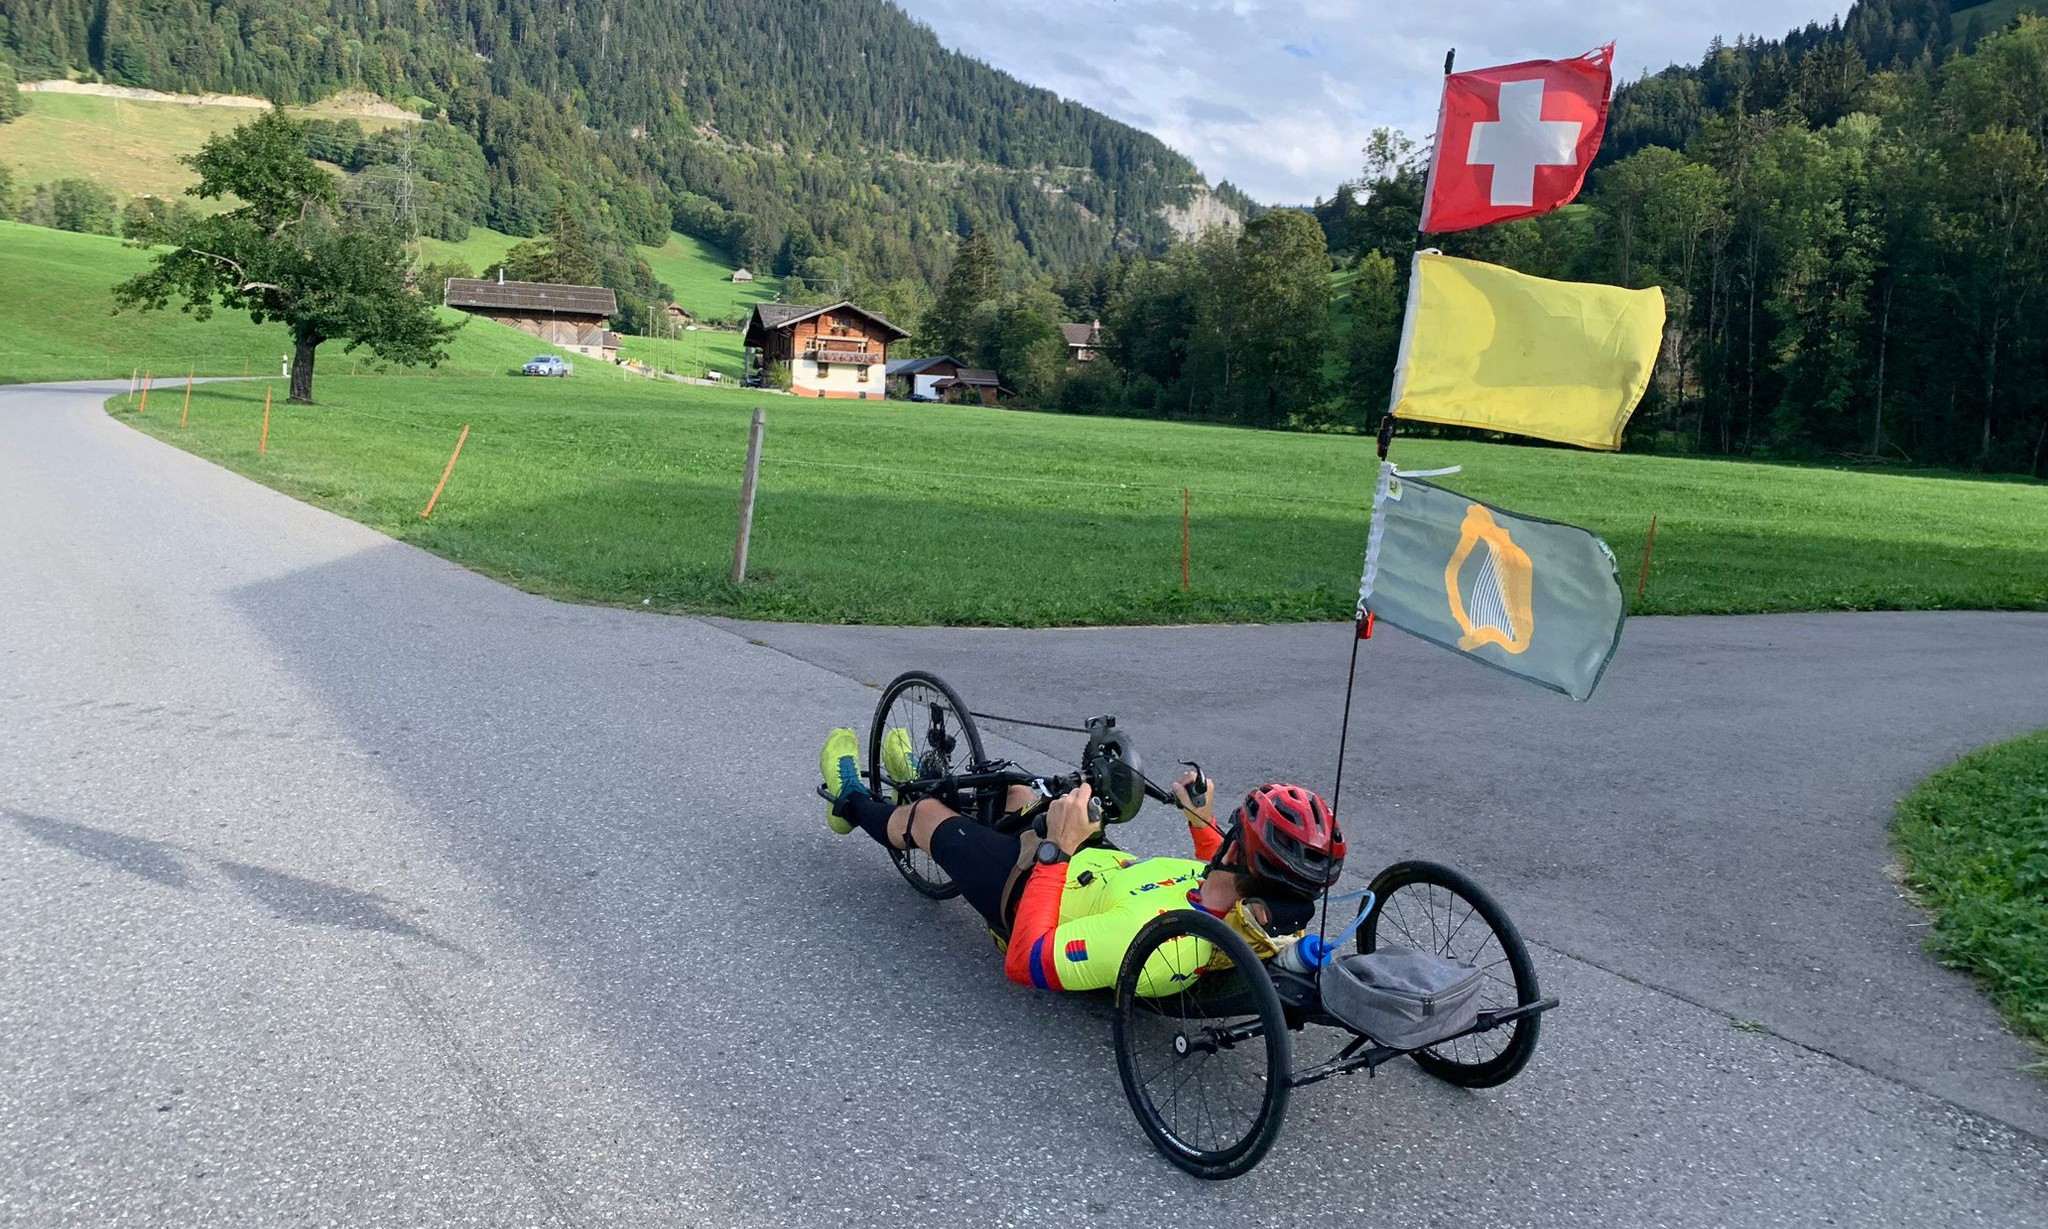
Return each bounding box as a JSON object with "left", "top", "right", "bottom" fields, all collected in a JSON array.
[{"left": 892, "top": 0, "right": 1855, "bottom": 203}]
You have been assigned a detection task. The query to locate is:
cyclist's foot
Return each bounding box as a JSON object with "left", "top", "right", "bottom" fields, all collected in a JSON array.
[
  {"left": 880, "top": 726, "right": 919, "bottom": 798},
  {"left": 820, "top": 727, "right": 866, "bottom": 835}
]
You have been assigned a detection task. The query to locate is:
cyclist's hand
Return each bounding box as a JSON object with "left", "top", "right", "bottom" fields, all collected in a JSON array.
[
  {"left": 1173, "top": 769, "right": 1218, "bottom": 829},
  {"left": 1047, "top": 783, "right": 1100, "bottom": 855}
]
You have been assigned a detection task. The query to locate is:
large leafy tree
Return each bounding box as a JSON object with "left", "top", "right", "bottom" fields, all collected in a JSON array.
[{"left": 114, "top": 110, "right": 456, "bottom": 403}]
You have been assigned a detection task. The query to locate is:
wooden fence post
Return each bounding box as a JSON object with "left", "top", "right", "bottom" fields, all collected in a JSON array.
[
  {"left": 259, "top": 387, "right": 272, "bottom": 455},
  {"left": 420, "top": 424, "right": 472, "bottom": 519},
  {"left": 1635, "top": 514, "right": 1660, "bottom": 601},
  {"left": 732, "top": 407, "right": 766, "bottom": 584},
  {"left": 1181, "top": 488, "right": 1191, "bottom": 591}
]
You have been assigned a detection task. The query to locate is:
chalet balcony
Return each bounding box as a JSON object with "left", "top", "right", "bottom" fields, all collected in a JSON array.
[{"left": 804, "top": 346, "right": 878, "bottom": 364}]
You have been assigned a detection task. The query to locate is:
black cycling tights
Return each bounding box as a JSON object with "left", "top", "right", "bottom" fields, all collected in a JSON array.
[{"left": 839, "top": 794, "right": 1016, "bottom": 931}]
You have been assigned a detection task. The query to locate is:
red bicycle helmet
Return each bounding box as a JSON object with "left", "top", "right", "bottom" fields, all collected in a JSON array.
[{"left": 1229, "top": 783, "right": 1346, "bottom": 896}]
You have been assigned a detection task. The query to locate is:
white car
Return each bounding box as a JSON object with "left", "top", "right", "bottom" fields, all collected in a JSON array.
[{"left": 522, "top": 355, "right": 572, "bottom": 377}]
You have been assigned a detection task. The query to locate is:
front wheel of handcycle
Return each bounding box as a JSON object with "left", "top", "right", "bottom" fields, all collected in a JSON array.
[
  {"left": 867, "top": 670, "right": 987, "bottom": 900},
  {"left": 1112, "top": 910, "right": 1292, "bottom": 1180},
  {"left": 1357, "top": 860, "right": 1541, "bottom": 1088}
]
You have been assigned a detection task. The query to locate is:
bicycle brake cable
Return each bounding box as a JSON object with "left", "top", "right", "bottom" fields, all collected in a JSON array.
[{"left": 966, "top": 710, "right": 1089, "bottom": 734}]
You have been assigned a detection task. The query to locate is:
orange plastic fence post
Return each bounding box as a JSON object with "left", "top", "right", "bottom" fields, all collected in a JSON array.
[
  {"left": 180, "top": 372, "right": 193, "bottom": 430},
  {"left": 420, "top": 424, "right": 471, "bottom": 519},
  {"left": 1181, "top": 487, "right": 1191, "bottom": 591},
  {"left": 259, "top": 387, "right": 271, "bottom": 455},
  {"left": 138, "top": 372, "right": 152, "bottom": 415},
  {"left": 1635, "top": 514, "right": 1659, "bottom": 601}
]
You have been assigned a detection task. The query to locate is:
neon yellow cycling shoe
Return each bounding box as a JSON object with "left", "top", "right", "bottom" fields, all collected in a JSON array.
[
  {"left": 881, "top": 727, "right": 919, "bottom": 797},
  {"left": 820, "top": 727, "right": 865, "bottom": 835}
]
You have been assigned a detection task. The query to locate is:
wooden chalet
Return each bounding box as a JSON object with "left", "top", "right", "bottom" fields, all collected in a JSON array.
[
  {"left": 1060, "top": 321, "right": 1102, "bottom": 363},
  {"left": 744, "top": 302, "right": 910, "bottom": 399},
  {"left": 444, "top": 277, "right": 622, "bottom": 362}
]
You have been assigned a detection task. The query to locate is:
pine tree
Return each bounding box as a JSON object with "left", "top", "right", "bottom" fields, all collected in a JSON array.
[{"left": 919, "top": 229, "right": 1002, "bottom": 360}]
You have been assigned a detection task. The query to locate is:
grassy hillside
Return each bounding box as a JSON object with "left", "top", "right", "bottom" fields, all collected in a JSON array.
[
  {"left": 108, "top": 372, "right": 2048, "bottom": 626},
  {"left": 634, "top": 232, "right": 779, "bottom": 321},
  {"left": 418, "top": 226, "right": 520, "bottom": 276},
  {"left": 0, "top": 92, "right": 401, "bottom": 199},
  {"left": 0, "top": 219, "right": 569, "bottom": 383}
]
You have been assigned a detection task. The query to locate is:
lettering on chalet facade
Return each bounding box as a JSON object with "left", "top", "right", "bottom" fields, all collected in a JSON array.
[
  {"left": 744, "top": 302, "right": 910, "bottom": 399},
  {"left": 444, "top": 277, "right": 622, "bottom": 362}
]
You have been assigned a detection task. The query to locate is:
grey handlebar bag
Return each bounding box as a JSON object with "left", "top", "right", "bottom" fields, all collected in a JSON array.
[{"left": 1318, "top": 947, "right": 1486, "bottom": 1050}]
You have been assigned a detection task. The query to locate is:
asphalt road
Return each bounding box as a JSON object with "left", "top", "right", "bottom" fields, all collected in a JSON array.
[{"left": 3, "top": 380, "right": 2046, "bottom": 1228}]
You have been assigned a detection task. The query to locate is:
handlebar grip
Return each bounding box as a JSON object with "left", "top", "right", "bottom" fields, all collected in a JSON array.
[{"left": 1181, "top": 760, "right": 1209, "bottom": 808}]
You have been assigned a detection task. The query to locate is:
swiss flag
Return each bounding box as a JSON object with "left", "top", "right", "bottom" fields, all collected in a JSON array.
[{"left": 1420, "top": 44, "right": 1615, "bottom": 234}]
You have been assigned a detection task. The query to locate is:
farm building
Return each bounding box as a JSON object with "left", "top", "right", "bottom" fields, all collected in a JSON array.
[
  {"left": 444, "top": 277, "right": 622, "bottom": 362},
  {"left": 745, "top": 302, "right": 909, "bottom": 399},
  {"left": 886, "top": 355, "right": 963, "bottom": 400},
  {"left": 731, "top": 268, "right": 756, "bottom": 283},
  {"left": 1060, "top": 321, "right": 1102, "bottom": 363},
  {"left": 933, "top": 369, "right": 1015, "bottom": 405}
]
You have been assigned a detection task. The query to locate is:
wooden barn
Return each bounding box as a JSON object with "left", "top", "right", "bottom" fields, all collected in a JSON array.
[
  {"left": 744, "top": 302, "right": 909, "bottom": 399},
  {"left": 932, "top": 369, "right": 1015, "bottom": 405},
  {"left": 444, "top": 277, "right": 622, "bottom": 362}
]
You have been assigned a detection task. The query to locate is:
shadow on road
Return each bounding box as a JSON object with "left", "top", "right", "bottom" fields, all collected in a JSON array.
[
  {"left": 9, "top": 807, "right": 463, "bottom": 955},
  {"left": 9, "top": 809, "right": 198, "bottom": 891}
]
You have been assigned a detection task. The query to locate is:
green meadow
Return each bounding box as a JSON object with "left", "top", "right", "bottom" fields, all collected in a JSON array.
[
  {"left": 0, "top": 219, "right": 549, "bottom": 383},
  {"left": 9, "top": 217, "right": 2041, "bottom": 627},
  {"left": 108, "top": 372, "right": 2048, "bottom": 626}
]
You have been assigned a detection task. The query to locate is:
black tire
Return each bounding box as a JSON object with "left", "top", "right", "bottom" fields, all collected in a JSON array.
[
  {"left": 1356, "top": 860, "right": 1541, "bottom": 1088},
  {"left": 867, "top": 671, "right": 986, "bottom": 900},
  {"left": 1113, "top": 911, "right": 1291, "bottom": 1180}
]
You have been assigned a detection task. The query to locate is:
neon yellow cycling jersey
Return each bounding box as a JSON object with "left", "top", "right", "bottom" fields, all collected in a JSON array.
[{"left": 1005, "top": 822, "right": 1225, "bottom": 994}]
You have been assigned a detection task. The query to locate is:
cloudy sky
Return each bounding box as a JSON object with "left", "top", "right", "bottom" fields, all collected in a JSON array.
[{"left": 890, "top": 1, "right": 1855, "bottom": 203}]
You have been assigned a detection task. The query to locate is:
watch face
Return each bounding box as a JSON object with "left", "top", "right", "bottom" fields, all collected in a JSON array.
[{"left": 1036, "top": 840, "right": 1063, "bottom": 864}]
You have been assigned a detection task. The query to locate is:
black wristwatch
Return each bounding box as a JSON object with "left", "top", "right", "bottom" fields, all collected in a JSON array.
[{"left": 1035, "top": 839, "right": 1070, "bottom": 866}]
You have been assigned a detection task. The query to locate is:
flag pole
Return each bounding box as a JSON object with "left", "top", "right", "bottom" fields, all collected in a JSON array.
[
  {"left": 1321, "top": 45, "right": 1453, "bottom": 950},
  {"left": 1320, "top": 414, "right": 1397, "bottom": 948}
]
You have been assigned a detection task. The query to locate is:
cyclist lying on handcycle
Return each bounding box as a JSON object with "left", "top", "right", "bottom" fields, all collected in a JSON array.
[{"left": 819, "top": 727, "right": 1345, "bottom": 992}]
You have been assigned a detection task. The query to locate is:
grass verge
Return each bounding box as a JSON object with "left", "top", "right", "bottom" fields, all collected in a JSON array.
[
  {"left": 1893, "top": 731, "right": 2048, "bottom": 1062},
  {"left": 106, "top": 372, "right": 2048, "bottom": 626}
]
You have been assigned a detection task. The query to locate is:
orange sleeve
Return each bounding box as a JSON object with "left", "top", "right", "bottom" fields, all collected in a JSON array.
[
  {"left": 1005, "top": 863, "right": 1068, "bottom": 989},
  {"left": 1188, "top": 817, "right": 1224, "bottom": 863}
]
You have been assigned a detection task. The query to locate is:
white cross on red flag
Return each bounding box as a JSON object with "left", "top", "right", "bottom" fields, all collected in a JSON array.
[{"left": 1420, "top": 44, "right": 1615, "bottom": 234}]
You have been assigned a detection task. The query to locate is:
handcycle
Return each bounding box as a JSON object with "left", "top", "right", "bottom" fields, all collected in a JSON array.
[{"left": 863, "top": 669, "right": 1560, "bottom": 1180}]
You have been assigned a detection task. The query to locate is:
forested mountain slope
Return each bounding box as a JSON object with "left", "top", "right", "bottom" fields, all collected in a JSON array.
[
  {"left": 0, "top": 0, "right": 1245, "bottom": 282},
  {"left": 1606, "top": 0, "right": 2042, "bottom": 161}
]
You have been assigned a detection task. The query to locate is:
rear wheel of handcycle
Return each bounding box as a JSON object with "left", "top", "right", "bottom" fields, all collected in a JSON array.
[
  {"left": 1112, "top": 910, "right": 1291, "bottom": 1180},
  {"left": 867, "top": 670, "right": 986, "bottom": 900},
  {"left": 1356, "top": 860, "right": 1541, "bottom": 1088}
]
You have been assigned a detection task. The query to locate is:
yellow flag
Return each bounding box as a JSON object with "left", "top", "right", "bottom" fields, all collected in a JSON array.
[{"left": 1390, "top": 251, "right": 1665, "bottom": 451}]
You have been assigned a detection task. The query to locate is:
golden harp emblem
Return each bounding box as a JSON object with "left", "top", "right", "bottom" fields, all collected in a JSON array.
[{"left": 1445, "top": 504, "right": 1536, "bottom": 655}]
